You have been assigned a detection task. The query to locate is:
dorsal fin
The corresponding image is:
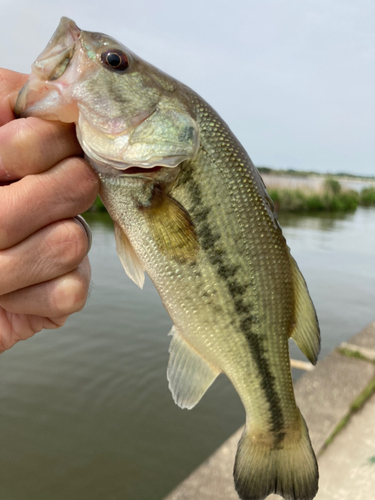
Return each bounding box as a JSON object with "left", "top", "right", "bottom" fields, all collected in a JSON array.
[
  {"left": 167, "top": 326, "right": 221, "bottom": 409},
  {"left": 114, "top": 223, "right": 145, "bottom": 289},
  {"left": 289, "top": 256, "right": 320, "bottom": 364}
]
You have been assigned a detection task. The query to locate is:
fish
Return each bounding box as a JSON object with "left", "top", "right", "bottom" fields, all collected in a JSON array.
[{"left": 16, "top": 17, "right": 320, "bottom": 500}]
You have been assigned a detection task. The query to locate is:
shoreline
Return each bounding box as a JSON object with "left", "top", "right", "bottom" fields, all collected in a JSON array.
[{"left": 261, "top": 173, "right": 375, "bottom": 214}]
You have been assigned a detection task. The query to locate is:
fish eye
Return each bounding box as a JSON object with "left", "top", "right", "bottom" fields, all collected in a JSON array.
[{"left": 101, "top": 49, "right": 129, "bottom": 72}]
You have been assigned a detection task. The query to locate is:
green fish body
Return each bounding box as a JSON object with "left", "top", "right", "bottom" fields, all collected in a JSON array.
[{"left": 16, "top": 18, "right": 320, "bottom": 500}]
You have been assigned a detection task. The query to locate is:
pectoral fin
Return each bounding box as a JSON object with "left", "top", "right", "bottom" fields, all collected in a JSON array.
[
  {"left": 167, "top": 326, "right": 221, "bottom": 409},
  {"left": 143, "top": 191, "right": 199, "bottom": 263},
  {"left": 289, "top": 256, "right": 320, "bottom": 364},
  {"left": 114, "top": 223, "right": 145, "bottom": 289}
]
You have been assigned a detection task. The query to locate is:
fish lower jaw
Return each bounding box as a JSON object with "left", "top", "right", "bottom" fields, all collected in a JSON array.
[
  {"left": 85, "top": 157, "right": 147, "bottom": 188},
  {"left": 80, "top": 138, "right": 180, "bottom": 183},
  {"left": 83, "top": 152, "right": 153, "bottom": 180}
]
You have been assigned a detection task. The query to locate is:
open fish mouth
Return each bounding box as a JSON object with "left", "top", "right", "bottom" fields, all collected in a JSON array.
[
  {"left": 32, "top": 17, "right": 81, "bottom": 81},
  {"left": 15, "top": 17, "right": 81, "bottom": 117},
  {"left": 123, "top": 166, "right": 164, "bottom": 175}
]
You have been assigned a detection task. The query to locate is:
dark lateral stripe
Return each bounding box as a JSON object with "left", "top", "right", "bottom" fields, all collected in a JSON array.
[{"left": 180, "top": 165, "right": 285, "bottom": 442}]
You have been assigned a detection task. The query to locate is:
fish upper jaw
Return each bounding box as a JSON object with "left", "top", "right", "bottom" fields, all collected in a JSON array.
[
  {"left": 32, "top": 17, "right": 81, "bottom": 81},
  {"left": 15, "top": 17, "right": 93, "bottom": 121}
]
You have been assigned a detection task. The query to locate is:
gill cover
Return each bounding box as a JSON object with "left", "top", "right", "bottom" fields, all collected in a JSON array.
[{"left": 78, "top": 94, "right": 200, "bottom": 170}]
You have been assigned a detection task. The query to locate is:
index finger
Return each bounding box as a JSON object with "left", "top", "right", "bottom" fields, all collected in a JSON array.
[
  {"left": 0, "top": 69, "right": 82, "bottom": 182},
  {"left": 0, "top": 117, "right": 82, "bottom": 181},
  {"left": 0, "top": 68, "right": 28, "bottom": 126}
]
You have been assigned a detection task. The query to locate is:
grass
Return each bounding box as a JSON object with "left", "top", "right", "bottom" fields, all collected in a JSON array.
[
  {"left": 350, "top": 378, "right": 375, "bottom": 412},
  {"left": 321, "top": 414, "right": 351, "bottom": 451},
  {"left": 268, "top": 185, "right": 360, "bottom": 213},
  {"left": 338, "top": 347, "right": 369, "bottom": 363},
  {"left": 85, "top": 196, "right": 107, "bottom": 213},
  {"left": 321, "top": 376, "right": 375, "bottom": 452},
  {"left": 320, "top": 348, "right": 375, "bottom": 453},
  {"left": 267, "top": 177, "right": 375, "bottom": 213},
  {"left": 360, "top": 186, "right": 375, "bottom": 206}
]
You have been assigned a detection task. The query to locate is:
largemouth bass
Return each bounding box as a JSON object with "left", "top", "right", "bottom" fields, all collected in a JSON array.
[{"left": 16, "top": 18, "right": 320, "bottom": 500}]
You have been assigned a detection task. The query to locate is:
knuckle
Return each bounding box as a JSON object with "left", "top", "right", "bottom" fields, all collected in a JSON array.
[
  {"left": 54, "top": 220, "right": 89, "bottom": 269},
  {"left": 14, "top": 117, "right": 41, "bottom": 147},
  {"left": 34, "top": 120, "right": 78, "bottom": 161},
  {"left": 4, "top": 118, "right": 45, "bottom": 169},
  {"left": 62, "top": 158, "right": 99, "bottom": 209},
  {"left": 54, "top": 272, "right": 88, "bottom": 316},
  {"left": 5, "top": 118, "right": 77, "bottom": 172},
  {"left": 0, "top": 69, "right": 27, "bottom": 104},
  {"left": 0, "top": 206, "right": 10, "bottom": 246},
  {"left": 0, "top": 189, "right": 22, "bottom": 249}
]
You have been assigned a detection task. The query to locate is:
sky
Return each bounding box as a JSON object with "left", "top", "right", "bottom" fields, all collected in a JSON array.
[{"left": 0, "top": 0, "right": 374, "bottom": 175}]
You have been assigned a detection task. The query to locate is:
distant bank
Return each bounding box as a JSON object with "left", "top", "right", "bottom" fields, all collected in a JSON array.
[{"left": 259, "top": 168, "right": 375, "bottom": 214}]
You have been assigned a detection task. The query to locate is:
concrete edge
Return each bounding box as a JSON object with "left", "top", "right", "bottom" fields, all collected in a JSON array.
[{"left": 163, "top": 322, "right": 375, "bottom": 500}]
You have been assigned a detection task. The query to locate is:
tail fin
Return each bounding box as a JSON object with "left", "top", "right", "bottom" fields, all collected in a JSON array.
[{"left": 234, "top": 411, "right": 318, "bottom": 500}]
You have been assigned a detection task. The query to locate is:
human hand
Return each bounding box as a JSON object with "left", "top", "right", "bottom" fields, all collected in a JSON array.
[{"left": 0, "top": 69, "right": 99, "bottom": 352}]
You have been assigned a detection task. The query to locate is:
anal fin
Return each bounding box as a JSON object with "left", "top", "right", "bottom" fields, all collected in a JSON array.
[
  {"left": 167, "top": 326, "right": 221, "bottom": 409},
  {"left": 289, "top": 256, "right": 320, "bottom": 365},
  {"left": 114, "top": 223, "right": 145, "bottom": 289}
]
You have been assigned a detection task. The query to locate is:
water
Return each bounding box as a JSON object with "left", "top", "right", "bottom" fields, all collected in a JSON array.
[{"left": 0, "top": 208, "right": 374, "bottom": 500}]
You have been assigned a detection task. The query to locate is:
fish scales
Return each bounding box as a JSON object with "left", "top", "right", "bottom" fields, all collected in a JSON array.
[
  {"left": 172, "top": 94, "right": 297, "bottom": 433},
  {"left": 16, "top": 17, "right": 320, "bottom": 500}
]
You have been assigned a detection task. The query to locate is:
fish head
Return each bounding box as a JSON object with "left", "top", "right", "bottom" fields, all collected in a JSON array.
[{"left": 16, "top": 17, "right": 199, "bottom": 173}]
